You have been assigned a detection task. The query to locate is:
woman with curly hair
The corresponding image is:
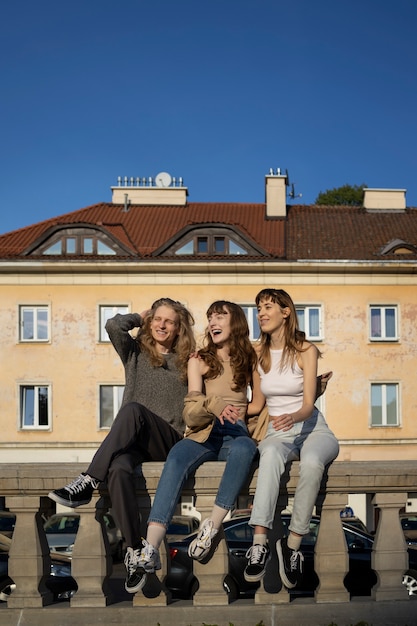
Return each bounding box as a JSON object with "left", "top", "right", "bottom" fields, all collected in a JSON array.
[
  {"left": 48, "top": 297, "right": 196, "bottom": 590},
  {"left": 126, "top": 300, "right": 262, "bottom": 593}
]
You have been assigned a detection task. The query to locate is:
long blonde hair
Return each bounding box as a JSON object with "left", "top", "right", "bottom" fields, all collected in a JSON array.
[
  {"left": 255, "top": 288, "right": 321, "bottom": 373},
  {"left": 138, "top": 298, "right": 195, "bottom": 382}
]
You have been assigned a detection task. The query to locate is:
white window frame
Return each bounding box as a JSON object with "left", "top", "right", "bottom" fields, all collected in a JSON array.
[
  {"left": 19, "top": 305, "right": 50, "bottom": 342},
  {"left": 370, "top": 382, "right": 400, "bottom": 427},
  {"left": 369, "top": 305, "right": 398, "bottom": 341},
  {"left": 241, "top": 305, "right": 260, "bottom": 341},
  {"left": 99, "top": 305, "right": 129, "bottom": 342},
  {"left": 99, "top": 384, "right": 124, "bottom": 428},
  {"left": 296, "top": 305, "right": 323, "bottom": 341},
  {"left": 19, "top": 384, "right": 51, "bottom": 430}
]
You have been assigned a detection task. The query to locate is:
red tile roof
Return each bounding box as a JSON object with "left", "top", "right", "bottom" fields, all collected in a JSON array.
[
  {"left": 0, "top": 201, "right": 416, "bottom": 261},
  {"left": 0, "top": 202, "right": 285, "bottom": 259},
  {"left": 287, "top": 205, "right": 417, "bottom": 260}
]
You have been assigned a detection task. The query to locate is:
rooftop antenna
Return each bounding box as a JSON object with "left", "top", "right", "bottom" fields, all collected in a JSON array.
[{"left": 288, "top": 182, "right": 302, "bottom": 200}]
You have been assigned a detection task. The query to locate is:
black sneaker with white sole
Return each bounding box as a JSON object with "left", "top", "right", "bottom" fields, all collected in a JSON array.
[
  {"left": 276, "top": 537, "right": 304, "bottom": 589},
  {"left": 124, "top": 547, "right": 146, "bottom": 593},
  {"left": 48, "top": 473, "right": 99, "bottom": 508},
  {"left": 244, "top": 543, "right": 271, "bottom": 582}
]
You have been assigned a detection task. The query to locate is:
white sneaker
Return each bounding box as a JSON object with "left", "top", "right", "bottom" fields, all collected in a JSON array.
[
  {"left": 138, "top": 539, "right": 161, "bottom": 572},
  {"left": 188, "top": 518, "right": 218, "bottom": 561}
]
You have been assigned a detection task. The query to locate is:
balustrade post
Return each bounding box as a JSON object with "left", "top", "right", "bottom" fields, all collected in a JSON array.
[
  {"left": 70, "top": 495, "right": 112, "bottom": 607},
  {"left": 133, "top": 539, "right": 171, "bottom": 606},
  {"left": 255, "top": 498, "right": 289, "bottom": 605},
  {"left": 192, "top": 493, "right": 229, "bottom": 605},
  {"left": 372, "top": 492, "right": 409, "bottom": 601},
  {"left": 6, "top": 495, "right": 53, "bottom": 608},
  {"left": 314, "top": 492, "right": 349, "bottom": 602},
  {"left": 133, "top": 466, "right": 171, "bottom": 606}
]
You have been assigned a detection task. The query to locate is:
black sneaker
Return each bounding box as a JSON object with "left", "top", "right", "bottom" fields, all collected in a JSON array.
[
  {"left": 244, "top": 543, "right": 271, "bottom": 582},
  {"left": 48, "top": 473, "right": 99, "bottom": 508},
  {"left": 124, "top": 541, "right": 161, "bottom": 593},
  {"left": 276, "top": 537, "right": 304, "bottom": 589}
]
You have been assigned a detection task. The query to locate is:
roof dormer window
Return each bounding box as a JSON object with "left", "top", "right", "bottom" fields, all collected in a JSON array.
[
  {"left": 171, "top": 228, "right": 252, "bottom": 257},
  {"left": 25, "top": 226, "right": 130, "bottom": 257}
]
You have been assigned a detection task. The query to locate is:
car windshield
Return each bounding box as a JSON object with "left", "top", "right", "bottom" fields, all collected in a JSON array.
[{"left": 44, "top": 516, "right": 80, "bottom": 534}]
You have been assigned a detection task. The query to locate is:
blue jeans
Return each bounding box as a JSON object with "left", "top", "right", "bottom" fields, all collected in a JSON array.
[
  {"left": 149, "top": 420, "right": 258, "bottom": 527},
  {"left": 249, "top": 408, "right": 339, "bottom": 536}
]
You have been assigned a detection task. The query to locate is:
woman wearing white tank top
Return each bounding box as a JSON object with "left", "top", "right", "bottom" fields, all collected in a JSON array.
[{"left": 244, "top": 288, "right": 339, "bottom": 590}]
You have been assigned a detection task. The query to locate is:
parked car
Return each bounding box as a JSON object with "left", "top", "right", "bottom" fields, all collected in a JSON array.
[
  {"left": 44, "top": 512, "right": 124, "bottom": 561},
  {"left": 166, "top": 514, "right": 417, "bottom": 600},
  {"left": 399, "top": 513, "right": 417, "bottom": 595},
  {"left": 0, "top": 531, "right": 77, "bottom": 602},
  {"left": 0, "top": 512, "right": 16, "bottom": 539},
  {"left": 166, "top": 515, "right": 200, "bottom": 542}
]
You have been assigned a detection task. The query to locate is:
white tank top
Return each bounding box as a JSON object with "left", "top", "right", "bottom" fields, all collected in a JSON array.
[{"left": 259, "top": 349, "right": 303, "bottom": 416}]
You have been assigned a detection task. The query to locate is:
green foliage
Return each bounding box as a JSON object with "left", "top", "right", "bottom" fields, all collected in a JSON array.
[{"left": 315, "top": 184, "right": 367, "bottom": 206}]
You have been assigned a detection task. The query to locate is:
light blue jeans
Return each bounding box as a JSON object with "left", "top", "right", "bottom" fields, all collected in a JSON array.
[
  {"left": 149, "top": 420, "right": 258, "bottom": 527},
  {"left": 249, "top": 408, "right": 339, "bottom": 536}
]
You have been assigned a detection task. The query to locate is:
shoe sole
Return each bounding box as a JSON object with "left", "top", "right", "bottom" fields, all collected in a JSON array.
[
  {"left": 276, "top": 539, "right": 297, "bottom": 589},
  {"left": 48, "top": 491, "right": 90, "bottom": 508},
  {"left": 188, "top": 543, "right": 210, "bottom": 561},
  {"left": 125, "top": 570, "right": 148, "bottom": 594},
  {"left": 243, "top": 553, "right": 271, "bottom": 582}
]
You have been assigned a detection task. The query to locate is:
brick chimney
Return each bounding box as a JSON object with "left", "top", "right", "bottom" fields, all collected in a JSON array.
[
  {"left": 265, "top": 169, "right": 288, "bottom": 217},
  {"left": 111, "top": 173, "right": 188, "bottom": 206},
  {"left": 363, "top": 188, "right": 406, "bottom": 211}
]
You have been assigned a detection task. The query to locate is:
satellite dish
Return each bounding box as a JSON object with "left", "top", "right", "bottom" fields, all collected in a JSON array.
[{"left": 155, "top": 172, "right": 172, "bottom": 187}]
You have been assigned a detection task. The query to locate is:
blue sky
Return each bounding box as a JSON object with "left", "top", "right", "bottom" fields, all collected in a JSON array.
[{"left": 1, "top": 0, "right": 416, "bottom": 234}]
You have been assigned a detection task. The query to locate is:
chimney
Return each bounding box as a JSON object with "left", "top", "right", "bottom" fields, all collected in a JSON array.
[
  {"left": 265, "top": 169, "right": 288, "bottom": 217},
  {"left": 111, "top": 173, "right": 188, "bottom": 206},
  {"left": 363, "top": 188, "right": 406, "bottom": 211}
]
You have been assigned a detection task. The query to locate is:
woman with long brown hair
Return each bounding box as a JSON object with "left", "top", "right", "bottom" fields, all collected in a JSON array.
[{"left": 244, "top": 288, "right": 339, "bottom": 589}]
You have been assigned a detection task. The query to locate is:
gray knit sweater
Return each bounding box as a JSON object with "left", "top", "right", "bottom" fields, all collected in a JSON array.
[{"left": 105, "top": 313, "right": 187, "bottom": 435}]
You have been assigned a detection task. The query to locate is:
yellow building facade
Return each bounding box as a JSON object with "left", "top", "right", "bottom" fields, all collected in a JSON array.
[{"left": 0, "top": 172, "right": 416, "bottom": 465}]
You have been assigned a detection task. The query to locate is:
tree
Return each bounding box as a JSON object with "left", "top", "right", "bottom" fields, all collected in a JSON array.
[{"left": 315, "top": 184, "right": 367, "bottom": 206}]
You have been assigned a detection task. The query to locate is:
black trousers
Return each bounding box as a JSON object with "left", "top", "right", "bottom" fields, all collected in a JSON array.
[{"left": 87, "top": 402, "right": 182, "bottom": 547}]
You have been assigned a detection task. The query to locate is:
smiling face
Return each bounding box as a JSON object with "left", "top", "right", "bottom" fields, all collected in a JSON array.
[
  {"left": 207, "top": 307, "right": 232, "bottom": 346},
  {"left": 256, "top": 297, "right": 290, "bottom": 336},
  {"left": 150, "top": 305, "right": 180, "bottom": 353}
]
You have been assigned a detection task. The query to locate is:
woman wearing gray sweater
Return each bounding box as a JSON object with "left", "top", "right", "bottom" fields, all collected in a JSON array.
[{"left": 48, "top": 297, "right": 195, "bottom": 587}]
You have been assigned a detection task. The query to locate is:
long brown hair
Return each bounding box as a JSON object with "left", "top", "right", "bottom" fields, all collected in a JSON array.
[
  {"left": 139, "top": 297, "right": 195, "bottom": 382},
  {"left": 255, "top": 288, "right": 321, "bottom": 373},
  {"left": 199, "top": 301, "right": 257, "bottom": 390}
]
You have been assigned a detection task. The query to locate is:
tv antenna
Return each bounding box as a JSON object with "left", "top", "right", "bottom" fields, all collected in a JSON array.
[{"left": 288, "top": 182, "right": 302, "bottom": 200}]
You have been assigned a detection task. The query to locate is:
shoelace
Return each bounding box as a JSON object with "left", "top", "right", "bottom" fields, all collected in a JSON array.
[
  {"left": 124, "top": 548, "right": 141, "bottom": 575},
  {"left": 289, "top": 549, "right": 304, "bottom": 573},
  {"left": 246, "top": 543, "right": 268, "bottom": 565},
  {"left": 64, "top": 474, "right": 98, "bottom": 495},
  {"left": 195, "top": 521, "right": 215, "bottom": 548},
  {"left": 140, "top": 540, "right": 154, "bottom": 561}
]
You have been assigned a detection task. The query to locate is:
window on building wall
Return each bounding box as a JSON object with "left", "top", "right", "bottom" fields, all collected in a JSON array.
[
  {"left": 296, "top": 305, "right": 322, "bottom": 340},
  {"left": 20, "top": 385, "right": 50, "bottom": 429},
  {"left": 369, "top": 306, "right": 398, "bottom": 341},
  {"left": 241, "top": 306, "right": 260, "bottom": 341},
  {"left": 19, "top": 306, "right": 49, "bottom": 342},
  {"left": 315, "top": 393, "right": 325, "bottom": 415},
  {"left": 371, "top": 383, "right": 399, "bottom": 426},
  {"left": 99, "top": 306, "right": 129, "bottom": 342},
  {"left": 100, "top": 385, "right": 124, "bottom": 428}
]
